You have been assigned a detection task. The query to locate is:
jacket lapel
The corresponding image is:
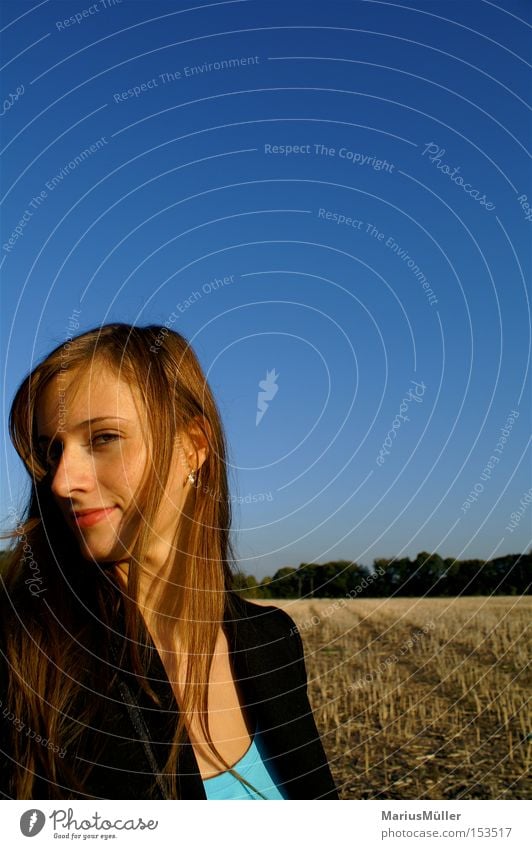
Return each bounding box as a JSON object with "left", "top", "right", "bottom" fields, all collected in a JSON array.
[{"left": 114, "top": 591, "right": 337, "bottom": 799}]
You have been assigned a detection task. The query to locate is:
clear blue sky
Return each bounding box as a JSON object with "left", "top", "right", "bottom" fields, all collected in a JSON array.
[{"left": 1, "top": 0, "right": 530, "bottom": 578}]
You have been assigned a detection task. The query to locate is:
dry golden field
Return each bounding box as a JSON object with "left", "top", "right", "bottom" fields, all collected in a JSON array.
[{"left": 260, "top": 596, "right": 531, "bottom": 800}]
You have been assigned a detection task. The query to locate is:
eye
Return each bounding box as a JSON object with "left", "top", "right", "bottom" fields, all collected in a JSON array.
[{"left": 90, "top": 432, "right": 120, "bottom": 447}]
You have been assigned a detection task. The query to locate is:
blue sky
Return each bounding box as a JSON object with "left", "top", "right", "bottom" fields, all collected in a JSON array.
[{"left": 1, "top": 0, "right": 530, "bottom": 578}]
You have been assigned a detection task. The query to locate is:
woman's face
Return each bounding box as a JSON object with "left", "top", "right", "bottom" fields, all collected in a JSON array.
[{"left": 35, "top": 362, "right": 200, "bottom": 566}]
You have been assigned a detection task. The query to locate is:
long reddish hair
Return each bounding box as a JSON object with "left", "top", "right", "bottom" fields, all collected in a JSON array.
[{"left": 1, "top": 323, "right": 247, "bottom": 799}]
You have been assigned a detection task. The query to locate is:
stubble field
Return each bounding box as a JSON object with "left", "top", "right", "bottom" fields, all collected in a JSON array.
[{"left": 259, "top": 596, "right": 531, "bottom": 800}]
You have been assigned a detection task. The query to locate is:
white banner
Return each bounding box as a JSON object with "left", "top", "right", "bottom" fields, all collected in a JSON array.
[{"left": 2, "top": 799, "right": 529, "bottom": 848}]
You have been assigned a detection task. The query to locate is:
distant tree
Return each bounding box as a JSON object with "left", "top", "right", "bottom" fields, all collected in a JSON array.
[
  {"left": 293, "top": 561, "right": 363, "bottom": 598},
  {"left": 233, "top": 551, "right": 531, "bottom": 599},
  {"left": 445, "top": 559, "right": 485, "bottom": 595},
  {"left": 368, "top": 558, "right": 394, "bottom": 596},
  {"left": 414, "top": 551, "right": 446, "bottom": 595},
  {"left": 490, "top": 553, "right": 531, "bottom": 595},
  {"left": 257, "top": 576, "right": 273, "bottom": 599},
  {"left": 232, "top": 573, "right": 260, "bottom": 598},
  {"left": 376, "top": 557, "right": 414, "bottom": 596},
  {"left": 270, "top": 567, "right": 298, "bottom": 598}
]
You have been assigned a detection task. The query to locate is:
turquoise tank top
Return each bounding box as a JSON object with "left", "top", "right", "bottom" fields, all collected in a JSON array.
[{"left": 203, "top": 720, "right": 288, "bottom": 800}]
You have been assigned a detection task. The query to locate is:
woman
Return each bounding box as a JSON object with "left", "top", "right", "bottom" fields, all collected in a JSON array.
[{"left": 0, "top": 323, "right": 338, "bottom": 800}]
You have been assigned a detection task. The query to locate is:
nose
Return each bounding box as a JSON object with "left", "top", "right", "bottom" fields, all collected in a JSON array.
[{"left": 50, "top": 444, "right": 93, "bottom": 500}]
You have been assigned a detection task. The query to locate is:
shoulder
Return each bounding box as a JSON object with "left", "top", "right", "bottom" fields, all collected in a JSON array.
[
  {"left": 224, "top": 591, "right": 306, "bottom": 672},
  {"left": 225, "top": 590, "right": 301, "bottom": 640}
]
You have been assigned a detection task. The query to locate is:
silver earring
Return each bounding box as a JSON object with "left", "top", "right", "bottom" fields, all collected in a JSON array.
[{"left": 188, "top": 470, "right": 196, "bottom": 484}]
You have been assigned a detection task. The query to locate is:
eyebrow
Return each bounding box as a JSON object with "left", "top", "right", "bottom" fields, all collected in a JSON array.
[{"left": 37, "top": 417, "right": 131, "bottom": 444}]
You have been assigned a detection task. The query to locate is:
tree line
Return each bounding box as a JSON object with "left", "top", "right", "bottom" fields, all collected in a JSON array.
[
  {"left": 233, "top": 551, "right": 531, "bottom": 598},
  {"left": 1, "top": 548, "right": 528, "bottom": 598}
]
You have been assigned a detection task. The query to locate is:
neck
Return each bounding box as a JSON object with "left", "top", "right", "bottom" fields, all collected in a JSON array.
[{"left": 113, "top": 552, "right": 185, "bottom": 645}]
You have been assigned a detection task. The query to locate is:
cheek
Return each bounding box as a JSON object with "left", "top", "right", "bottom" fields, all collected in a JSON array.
[
  {"left": 111, "top": 445, "right": 147, "bottom": 493},
  {"left": 154, "top": 477, "right": 186, "bottom": 526},
  {"left": 121, "top": 463, "right": 143, "bottom": 492}
]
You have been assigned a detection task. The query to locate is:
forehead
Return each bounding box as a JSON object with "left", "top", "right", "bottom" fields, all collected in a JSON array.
[{"left": 35, "top": 363, "right": 142, "bottom": 434}]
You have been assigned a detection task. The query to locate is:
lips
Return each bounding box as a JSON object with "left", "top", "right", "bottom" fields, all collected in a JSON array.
[{"left": 72, "top": 507, "right": 116, "bottom": 528}]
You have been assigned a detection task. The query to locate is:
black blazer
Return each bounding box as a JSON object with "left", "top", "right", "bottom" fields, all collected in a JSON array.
[{"left": 0, "top": 592, "right": 339, "bottom": 800}]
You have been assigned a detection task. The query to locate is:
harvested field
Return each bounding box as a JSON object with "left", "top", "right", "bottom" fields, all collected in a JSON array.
[{"left": 256, "top": 596, "right": 531, "bottom": 800}]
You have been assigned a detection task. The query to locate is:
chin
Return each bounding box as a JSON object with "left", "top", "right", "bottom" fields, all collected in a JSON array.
[
  {"left": 76, "top": 532, "right": 128, "bottom": 565},
  {"left": 79, "top": 545, "right": 117, "bottom": 563}
]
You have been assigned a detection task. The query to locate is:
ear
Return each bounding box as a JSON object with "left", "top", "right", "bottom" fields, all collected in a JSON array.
[{"left": 179, "top": 415, "right": 211, "bottom": 473}]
